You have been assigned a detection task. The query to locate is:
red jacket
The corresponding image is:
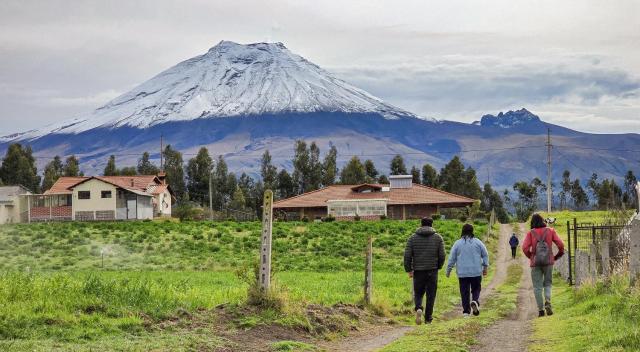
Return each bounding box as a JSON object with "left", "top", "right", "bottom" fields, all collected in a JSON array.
[{"left": 522, "top": 226, "right": 565, "bottom": 267}]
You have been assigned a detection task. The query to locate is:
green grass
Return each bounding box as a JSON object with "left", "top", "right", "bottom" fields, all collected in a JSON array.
[
  {"left": 380, "top": 264, "right": 523, "bottom": 352},
  {"left": 538, "top": 210, "right": 633, "bottom": 240},
  {"left": 531, "top": 275, "right": 640, "bottom": 352},
  {"left": 0, "top": 219, "right": 494, "bottom": 350}
]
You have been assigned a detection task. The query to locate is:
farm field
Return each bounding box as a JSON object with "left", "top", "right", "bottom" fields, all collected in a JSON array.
[{"left": 0, "top": 219, "right": 496, "bottom": 351}]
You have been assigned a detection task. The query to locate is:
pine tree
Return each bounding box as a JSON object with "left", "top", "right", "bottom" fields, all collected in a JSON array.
[
  {"left": 238, "top": 173, "right": 255, "bottom": 202},
  {"left": 229, "top": 185, "right": 246, "bottom": 211},
  {"left": 308, "top": 142, "right": 322, "bottom": 191},
  {"left": 0, "top": 143, "right": 41, "bottom": 192},
  {"left": 186, "top": 147, "right": 213, "bottom": 206},
  {"left": 378, "top": 174, "right": 389, "bottom": 184},
  {"left": 410, "top": 166, "right": 420, "bottom": 184},
  {"left": 481, "top": 183, "right": 509, "bottom": 223},
  {"left": 118, "top": 166, "right": 137, "bottom": 176},
  {"left": 322, "top": 146, "right": 338, "bottom": 186},
  {"left": 364, "top": 160, "right": 378, "bottom": 183},
  {"left": 212, "top": 155, "right": 229, "bottom": 208},
  {"left": 390, "top": 155, "right": 407, "bottom": 175},
  {"left": 421, "top": 164, "right": 438, "bottom": 187},
  {"left": 42, "top": 156, "right": 64, "bottom": 191},
  {"left": 137, "top": 152, "right": 159, "bottom": 175},
  {"left": 103, "top": 155, "right": 118, "bottom": 176},
  {"left": 64, "top": 156, "right": 81, "bottom": 177},
  {"left": 260, "top": 150, "right": 278, "bottom": 191},
  {"left": 276, "top": 169, "right": 296, "bottom": 199},
  {"left": 292, "top": 140, "right": 310, "bottom": 194},
  {"left": 340, "top": 156, "right": 366, "bottom": 184},
  {"left": 163, "top": 145, "right": 186, "bottom": 201}
]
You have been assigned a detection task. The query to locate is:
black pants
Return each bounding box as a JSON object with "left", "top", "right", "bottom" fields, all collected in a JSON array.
[
  {"left": 459, "top": 276, "right": 482, "bottom": 314},
  {"left": 511, "top": 246, "right": 517, "bottom": 259},
  {"left": 413, "top": 269, "right": 438, "bottom": 321}
]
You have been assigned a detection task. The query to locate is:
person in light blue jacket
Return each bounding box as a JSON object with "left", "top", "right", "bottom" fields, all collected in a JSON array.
[{"left": 446, "top": 224, "right": 489, "bottom": 317}]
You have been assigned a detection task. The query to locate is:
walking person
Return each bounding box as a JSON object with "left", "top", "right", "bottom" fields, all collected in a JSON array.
[
  {"left": 509, "top": 233, "right": 520, "bottom": 259},
  {"left": 446, "top": 224, "right": 489, "bottom": 317},
  {"left": 404, "top": 217, "right": 446, "bottom": 325},
  {"left": 522, "top": 213, "right": 565, "bottom": 317}
]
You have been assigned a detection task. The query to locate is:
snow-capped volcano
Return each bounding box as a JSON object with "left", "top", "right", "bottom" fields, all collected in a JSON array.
[{"left": 7, "top": 41, "right": 418, "bottom": 141}]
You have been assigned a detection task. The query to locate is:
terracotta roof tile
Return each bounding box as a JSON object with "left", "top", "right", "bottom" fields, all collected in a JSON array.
[
  {"left": 44, "top": 175, "right": 161, "bottom": 195},
  {"left": 273, "top": 184, "right": 475, "bottom": 208}
]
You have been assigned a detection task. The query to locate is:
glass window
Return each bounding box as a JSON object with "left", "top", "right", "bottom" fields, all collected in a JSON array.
[
  {"left": 101, "top": 191, "right": 112, "bottom": 199},
  {"left": 78, "top": 191, "right": 90, "bottom": 200}
]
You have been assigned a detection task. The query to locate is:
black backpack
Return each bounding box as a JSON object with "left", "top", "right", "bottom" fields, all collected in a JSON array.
[{"left": 533, "top": 228, "right": 550, "bottom": 266}]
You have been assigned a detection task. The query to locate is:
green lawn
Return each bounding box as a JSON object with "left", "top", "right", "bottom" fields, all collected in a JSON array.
[
  {"left": 0, "top": 219, "right": 496, "bottom": 350},
  {"left": 531, "top": 275, "right": 640, "bottom": 352}
]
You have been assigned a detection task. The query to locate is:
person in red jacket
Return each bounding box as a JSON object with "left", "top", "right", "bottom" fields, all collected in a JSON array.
[{"left": 522, "top": 213, "right": 565, "bottom": 317}]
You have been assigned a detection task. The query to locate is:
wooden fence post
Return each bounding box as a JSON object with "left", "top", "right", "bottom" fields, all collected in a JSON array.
[
  {"left": 259, "top": 190, "right": 274, "bottom": 292},
  {"left": 364, "top": 235, "right": 373, "bottom": 305}
]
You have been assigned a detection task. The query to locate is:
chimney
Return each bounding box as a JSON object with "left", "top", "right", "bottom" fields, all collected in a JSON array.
[
  {"left": 130, "top": 178, "right": 135, "bottom": 187},
  {"left": 389, "top": 175, "right": 413, "bottom": 189},
  {"left": 157, "top": 171, "right": 166, "bottom": 185}
]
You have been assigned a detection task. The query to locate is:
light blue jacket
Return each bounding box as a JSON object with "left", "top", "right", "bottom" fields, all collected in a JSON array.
[{"left": 446, "top": 236, "right": 489, "bottom": 278}]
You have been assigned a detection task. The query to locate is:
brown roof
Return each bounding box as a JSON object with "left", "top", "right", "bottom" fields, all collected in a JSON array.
[
  {"left": 273, "top": 184, "right": 475, "bottom": 209},
  {"left": 44, "top": 175, "right": 163, "bottom": 195}
]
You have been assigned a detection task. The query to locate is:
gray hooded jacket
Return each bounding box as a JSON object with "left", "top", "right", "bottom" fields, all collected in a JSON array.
[{"left": 403, "top": 226, "right": 446, "bottom": 272}]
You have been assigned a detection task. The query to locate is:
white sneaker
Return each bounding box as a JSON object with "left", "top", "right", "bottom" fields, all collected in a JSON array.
[
  {"left": 415, "top": 309, "right": 423, "bottom": 325},
  {"left": 471, "top": 301, "right": 480, "bottom": 316},
  {"left": 463, "top": 313, "right": 471, "bottom": 318}
]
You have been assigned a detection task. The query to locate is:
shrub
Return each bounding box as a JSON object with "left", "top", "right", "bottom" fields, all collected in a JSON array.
[
  {"left": 431, "top": 213, "right": 442, "bottom": 220},
  {"left": 301, "top": 216, "right": 310, "bottom": 223},
  {"left": 354, "top": 214, "right": 361, "bottom": 221},
  {"left": 322, "top": 214, "right": 336, "bottom": 222},
  {"left": 379, "top": 214, "right": 387, "bottom": 220}
]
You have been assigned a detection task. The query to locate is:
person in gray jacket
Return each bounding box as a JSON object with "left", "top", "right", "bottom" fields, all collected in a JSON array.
[{"left": 404, "top": 217, "right": 446, "bottom": 324}]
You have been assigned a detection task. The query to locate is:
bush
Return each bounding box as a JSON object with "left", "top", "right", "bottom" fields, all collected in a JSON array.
[
  {"left": 354, "top": 214, "right": 361, "bottom": 221},
  {"left": 431, "top": 213, "right": 441, "bottom": 220},
  {"left": 379, "top": 214, "right": 387, "bottom": 220},
  {"left": 322, "top": 214, "right": 336, "bottom": 222},
  {"left": 301, "top": 216, "right": 310, "bottom": 223}
]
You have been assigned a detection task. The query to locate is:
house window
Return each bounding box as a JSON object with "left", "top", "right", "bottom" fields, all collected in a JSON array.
[
  {"left": 101, "top": 191, "right": 112, "bottom": 199},
  {"left": 78, "top": 191, "right": 91, "bottom": 200}
]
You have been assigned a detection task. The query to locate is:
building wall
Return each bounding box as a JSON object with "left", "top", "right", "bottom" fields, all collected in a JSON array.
[
  {"left": 137, "top": 195, "right": 154, "bottom": 220},
  {"left": 155, "top": 190, "right": 172, "bottom": 217},
  {"left": 72, "top": 179, "right": 117, "bottom": 220},
  {"left": 388, "top": 204, "right": 438, "bottom": 220}
]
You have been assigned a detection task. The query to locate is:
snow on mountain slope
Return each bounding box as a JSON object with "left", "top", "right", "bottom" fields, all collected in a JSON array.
[{"left": 6, "top": 41, "right": 421, "bottom": 141}]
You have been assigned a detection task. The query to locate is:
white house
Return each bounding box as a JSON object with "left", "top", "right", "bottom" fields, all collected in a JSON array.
[{"left": 0, "top": 185, "right": 31, "bottom": 224}]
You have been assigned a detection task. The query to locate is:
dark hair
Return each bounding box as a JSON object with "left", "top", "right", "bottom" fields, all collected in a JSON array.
[
  {"left": 461, "top": 223, "right": 474, "bottom": 238},
  {"left": 530, "top": 213, "right": 547, "bottom": 229},
  {"left": 421, "top": 217, "right": 433, "bottom": 227}
]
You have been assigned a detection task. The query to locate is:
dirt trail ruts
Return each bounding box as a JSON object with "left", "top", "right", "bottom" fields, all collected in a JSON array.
[
  {"left": 470, "top": 223, "right": 537, "bottom": 352},
  {"left": 325, "top": 224, "right": 514, "bottom": 352}
]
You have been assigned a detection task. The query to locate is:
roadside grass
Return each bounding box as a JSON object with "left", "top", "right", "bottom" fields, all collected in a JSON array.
[
  {"left": 530, "top": 275, "right": 640, "bottom": 352},
  {"left": 380, "top": 263, "right": 523, "bottom": 352},
  {"left": 0, "top": 218, "right": 493, "bottom": 350}
]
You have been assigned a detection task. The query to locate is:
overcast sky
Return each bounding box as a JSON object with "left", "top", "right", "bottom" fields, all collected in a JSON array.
[{"left": 0, "top": 0, "right": 638, "bottom": 135}]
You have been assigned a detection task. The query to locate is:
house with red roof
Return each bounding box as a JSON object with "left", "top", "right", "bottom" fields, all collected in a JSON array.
[
  {"left": 25, "top": 173, "right": 174, "bottom": 222},
  {"left": 273, "top": 175, "right": 475, "bottom": 221}
]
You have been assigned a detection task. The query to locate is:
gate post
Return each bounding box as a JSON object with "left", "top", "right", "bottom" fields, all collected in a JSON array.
[
  {"left": 567, "top": 221, "right": 573, "bottom": 285},
  {"left": 630, "top": 217, "right": 640, "bottom": 287},
  {"left": 600, "top": 240, "right": 610, "bottom": 278},
  {"left": 589, "top": 244, "right": 598, "bottom": 279},
  {"left": 575, "top": 251, "right": 590, "bottom": 286}
]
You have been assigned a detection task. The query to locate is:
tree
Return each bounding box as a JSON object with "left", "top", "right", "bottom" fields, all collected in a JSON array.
[
  {"left": 513, "top": 180, "right": 539, "bottom": 221},
  {"left": 623, "top": 170, "right": 638, "bottom": 209},
  {"left": 571, "top": 179, "right": 589, "bottom": 210},
  {"left": 276, "top": 169, "right": 296, "bottom": 199},
  {"left": 260, "top": 150, "right": 278, "bottom": 191},
  {"left": 559, "top": 170, "right": 571, "bottom": 209},
  {"left": 229, "top": 186, "right": 246, "bottom": 211},
  {"left": 439, "top": 156, "right": 481, "bottom": 199},
  {"left": 411, "top": 166, "right": 420, "bottom": 184},
  {"left": 364, "top": 160, "right": 378, "bottom": 183},
  {"left": 118, "top": 166, "right": 137, "bottom": 176},
  {"left": 378, "top": 174, "right": 389, "bottom": 184},
  {"left": 308, "top": 142, "right": 322, "bottom": 191},
  {"left": 163, "top": 145, "right": 186, "bottom": 201},
  {"left": 186, "top": 147, "right": 213, "bottom": 206},
  {"left": 390, "top": 155, "right": 407, "bottom": 175},
  {"left": 421, "top": 164, "right": 438, "bottom": 187},
  {"left": 596, "top": 178, "right": 623, "bottom": 210},
  {"left": 0, "top": 143, "right": 41, "bottom": 192},
  {"left": 292, "top": 140, "right": 310, "bottom": 194},
  {"left": 64, "top": 156, "right": 81, "bottom": 177},
  {"left": 322, "top": 146, "right": 338, "bottom": 187},
  {"left": 212, "top": 155, "right": 229, "bottom": 208},
  {"left": 137, "top": 152, "right": 159, "bottom": 175},
  {"left": 587, "top": 173, "right": 599, "bottom": 207},
  {"left": 42, "top": 156, "right": 64, "bottom": 191},
  {"left": 340, "top": 156, "right": 366, "bottom": 184},
  {"left": 103, "top": 155, "right": 118, "bottom": 176},
  {"left": 481, "top": 183, "right": 509, "bottom": 223},
  {"left": 238, "top": 172, "right": 255, "bottom": 203}
]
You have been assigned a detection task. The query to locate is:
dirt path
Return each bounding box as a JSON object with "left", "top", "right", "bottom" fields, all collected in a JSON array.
[
  {"left": 470, "top": 223, "right": 537, "bottom": 352},
  {"left": 325, "top": 224, "right": 514, "bottom": 352}
]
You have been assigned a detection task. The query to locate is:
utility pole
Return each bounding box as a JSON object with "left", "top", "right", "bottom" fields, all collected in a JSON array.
[
  {"left": 546, "top": 128, "right": 552, "bottom": 213},
  {"left": 160, "top": 134, "right": 164, "bottom": 172},
  {"left": 209, "top": 171, "right": 213, "bottom": 221}
]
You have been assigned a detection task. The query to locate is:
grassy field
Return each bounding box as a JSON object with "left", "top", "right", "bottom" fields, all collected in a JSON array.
[
  {"left": 538, "top": 210, "right": 634, "bottom": 240},
  {"left": 0, "top": 219, "right": 496, "bottom": 350},
  {"left": 530, "top": 275, "right": 640, "bottom": 352}
]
